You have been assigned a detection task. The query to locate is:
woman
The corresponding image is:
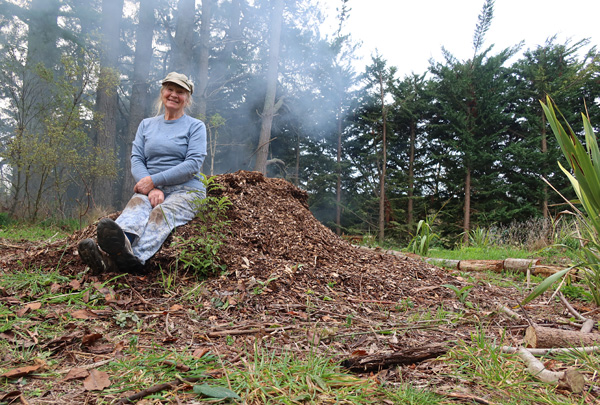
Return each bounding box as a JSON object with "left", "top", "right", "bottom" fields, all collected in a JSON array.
[{"left": 78, "top": 72, "right": 207, "bottom": 274}]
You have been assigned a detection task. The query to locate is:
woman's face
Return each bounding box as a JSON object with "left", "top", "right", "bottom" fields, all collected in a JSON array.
[{"left": 161, "top": 83, "right": 189, "bottom": 113}]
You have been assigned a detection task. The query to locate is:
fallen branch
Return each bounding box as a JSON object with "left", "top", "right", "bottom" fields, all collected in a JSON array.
[
  {"left": 558, "top": 292, "right": 595, "bottom": 333},
  {"left": 340, "top": 343, "right": 450, "bottom": 372},
  {"left": 515, "top": 347, "right": 585, "bottom": 393},
  {"left": 500, "top": 345, "right": 600, "bottom": 356},
  {"left": 494, "top": 303, "right": 523, "bottom": 320},
  {"left": 207, "top": 325, "right": 296, "bottom": 338},
  {"left": 114, "top": 376, "right": 204, "bottom": 404}
]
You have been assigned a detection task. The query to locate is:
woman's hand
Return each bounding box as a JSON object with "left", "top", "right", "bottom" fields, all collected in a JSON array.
[
  {"left": 134, "top": 176, "right": 155, "bottom": 195},
  {"left": 148, "top": 188, "right": 164, "bottom": 207}
]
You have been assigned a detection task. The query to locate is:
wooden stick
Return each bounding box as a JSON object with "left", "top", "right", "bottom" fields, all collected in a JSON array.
[
  {"left": 340, "top": 343, "right": 449, "bottom": 372},
  {"left": 114, "top": 376, "right": 204, "bottom": 404},
  {"left": 515, "top": 347, "right": 585, "bottom": 393},
  {"left": 500, "top": 345, "right": 600, "bottom": 355}
]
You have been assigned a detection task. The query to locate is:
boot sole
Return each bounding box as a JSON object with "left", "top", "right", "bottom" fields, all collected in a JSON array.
[
  {"left": 78, "top": 238, "right": 105, "bottom": 275},
  {"left": 97, "top": 218, "right": 144, "bottom": 273}
]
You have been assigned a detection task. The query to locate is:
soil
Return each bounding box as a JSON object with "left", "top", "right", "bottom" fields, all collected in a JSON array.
[{"left": 0, "top": 170, "right": 598, "bottom": 404}]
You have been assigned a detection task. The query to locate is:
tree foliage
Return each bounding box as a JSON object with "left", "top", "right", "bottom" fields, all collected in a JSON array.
[{"left": 0, "top": 0, "right": 597, "bottom": 246}]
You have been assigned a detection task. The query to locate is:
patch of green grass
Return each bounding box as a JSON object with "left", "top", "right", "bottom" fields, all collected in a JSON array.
[
  {"left": 0, "top": 267, "right": 71, "bottom": 297},
  {"left": 101, "top": 346, "right": 222, "bottom": 398},
  {"left": 0, "top": 219, "right": 78, "bottom": 242},
  {"left": 445, "top": 329, "right": 594, "bottom": 404},
  {"left": 225, "top": 345, "right": 380, "bottom": 404},
  {"left": 426, "top": 246, "right": 532, "bottom": 261}
]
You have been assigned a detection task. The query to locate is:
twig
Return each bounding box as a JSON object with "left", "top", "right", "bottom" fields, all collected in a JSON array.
[
  {"left": 114, "top": 376, "right": 204, "bottom": 404},
  {"left": 500, "top": 345, "right": 600, "bottom": 355},
  {"left": 494, "top": 303, "right": 523, "bottom": 320},
  {"left": 206, "top": 325, "right": 296, "bottom": 338},
  {"left": 57, "top": 358, "right": 114, "bottom": 374},
  {"left": 558, "top": 292, "right": 595, "bottom": 333},
  {"left": 165, "top": 312, "right": 173, "bottom": 338},
  {"left": 435, "top": 391, "right": 492, "bottom": 405},
  {"left": 557, "top": 292, "right": 585, "bottom": 321}
]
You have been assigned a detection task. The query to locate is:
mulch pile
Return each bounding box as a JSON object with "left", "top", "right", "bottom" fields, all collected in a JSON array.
[{"left": 1, "top": 170, "right": 595, "bottom": 403}]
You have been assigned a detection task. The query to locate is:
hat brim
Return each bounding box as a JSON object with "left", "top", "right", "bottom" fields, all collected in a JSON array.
[{"left": 162, "top": 79, "right": 193, "bottom": 94}]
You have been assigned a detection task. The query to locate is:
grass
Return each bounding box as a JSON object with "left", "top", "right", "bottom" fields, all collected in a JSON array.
[
  {"left": 445, "top": 330, "right": 596, "bottom": 405},
  {"left": 1, "top": 217, "right": 598, "bottom": 404},
  {"left": 0, "top": 218, "right": 80, "bottom": 241}
]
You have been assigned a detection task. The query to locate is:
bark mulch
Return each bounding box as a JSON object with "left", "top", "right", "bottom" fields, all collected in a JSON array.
[{"left": 0, "top": 170, "right": 596, "bottom": 404}]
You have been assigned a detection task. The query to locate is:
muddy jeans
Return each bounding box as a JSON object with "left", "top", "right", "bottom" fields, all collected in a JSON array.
[{"left": 116, "top": 185, "right": 204, "bottom": 264}]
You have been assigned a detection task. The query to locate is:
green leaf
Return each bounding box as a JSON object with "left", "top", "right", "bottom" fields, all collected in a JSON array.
[
  {"left": 193, "top": 384, "right": 241, "bottom": 399},
  {"left": 520, "top": 268, "right": 571, "bottom": 306}
]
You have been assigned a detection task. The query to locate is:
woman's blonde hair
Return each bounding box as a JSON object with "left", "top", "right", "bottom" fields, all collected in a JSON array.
[{"left": 153, "top": 84, "right": 194, "bottom": 116}]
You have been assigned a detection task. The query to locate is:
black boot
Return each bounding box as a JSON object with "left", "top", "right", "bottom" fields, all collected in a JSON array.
[
  {"left": 97, "top": 218, "right": 144, "bottom": 273},
  {"left": 78, "top": 238, "right": 115, "bottom": 275}
]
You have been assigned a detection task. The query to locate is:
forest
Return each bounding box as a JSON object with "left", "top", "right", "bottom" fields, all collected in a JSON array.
[{"left": 0, "top": 0, "right": 599, "bottom": 246}]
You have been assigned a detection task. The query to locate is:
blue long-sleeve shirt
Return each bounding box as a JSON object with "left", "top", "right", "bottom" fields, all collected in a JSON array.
[{"left": 131, "top": 114, "right": 207, "bottom": 191}]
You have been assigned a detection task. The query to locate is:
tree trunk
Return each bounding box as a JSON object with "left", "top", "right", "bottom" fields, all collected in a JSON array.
[
  {"left": 462, "top": 166, "right": 471, "bottom": 245},
  {"left": 121, "top": 0, "right": 156, "bottom": 205},
  {"left": 253, "top": 0, "right": 284, "bottom": 174},
  {"left": 336, "top": 100, "right": 343, "bottom": 236},
  {"left": 169, "top": 0, "right": 195, "bottom": 75},
  {"left": 194, "top": 0, "right": 212, "bottom": 119},
  {"left": 407, "top": 120, "right": 416, "bottom": 228},
  {"left": 93, "top": 0, "right": 124, "bottom": 210},
  {"left": 541, "top": 111, "right": 549, "bottom": 219},
  {"left": 378, "top": 71, "right": 387, "bottom": 244}
]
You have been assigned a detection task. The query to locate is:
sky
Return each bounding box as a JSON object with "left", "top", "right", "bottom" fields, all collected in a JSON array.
[{"left": 322, "top": 0, "right": 600, "bottom": 77}]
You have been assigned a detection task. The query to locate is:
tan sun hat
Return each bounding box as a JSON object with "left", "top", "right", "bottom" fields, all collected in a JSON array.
[{"left": 161, "top": 72, "right": 194, "bottom": 94}]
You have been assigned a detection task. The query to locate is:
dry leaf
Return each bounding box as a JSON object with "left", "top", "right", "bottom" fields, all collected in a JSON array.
[
  {"left": 83, "top": 369, "right": 111, "bottom": 391},
  {"left": 192, "top": 347, "right": 210, "bottom": 358},
  {"left": 64, "top": 368, "right": 90, "bottom": 381},
  {"left": 88, "top": 344, "right": 114, "bottom": 354},
  {"left": 26, "top": 302, "right": 42, "bottom": 311},
  {"left": 50, "top": 283, "right": 62, "bottom": 293},
  {"left": 82, "top": 333, "right": 102, "bottom": 346},
  {"left": 169, "top": 304, "right": 184, "bottom": 311},
  {"left": 1, "top": 362, "right": 44, "bottom": 379},
  {"left": 69, "top": 279, "right": 81, "bottom": 290},
  {"left": 70, "top": 309, "right": 98, "bottom": 319}
]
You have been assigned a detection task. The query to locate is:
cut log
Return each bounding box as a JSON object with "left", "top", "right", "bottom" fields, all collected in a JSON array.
[
  {"left": 425, "top": 258, "right": 459, "bottom": 269},
  {"left": 340, "top": 343, "right": 449, "bottom": 372},
  {"left": 524, "top": 325, "right": 600, "bottom": 348},
  {"left": 458, "top": 260, "right": 503, "bottom": 272},
  {"left": 531, "top": 264, "right": 567, "bottom": 276},
  {"left": 503, "top": 258, "right": 540, "bottom": 273}
]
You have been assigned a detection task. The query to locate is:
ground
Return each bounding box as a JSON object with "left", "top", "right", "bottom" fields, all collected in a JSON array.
[{"left": 0, "top": 170, "right": 598, "bottom": 404}]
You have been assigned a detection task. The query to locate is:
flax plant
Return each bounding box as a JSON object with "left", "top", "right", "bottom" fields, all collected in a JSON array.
[{"left": 538, "top": 96, "right": 600, "bottom": 305}]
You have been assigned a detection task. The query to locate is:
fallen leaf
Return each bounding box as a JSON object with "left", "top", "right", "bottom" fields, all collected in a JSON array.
[
  {"left": 69, "top": 279, "right": 81, "bottom": 290},
  {"left": 71, "top": 309, "right": 98, "bottom": 319},
  {"left": 50, "top": 283, "right": 62, "bottom": 293},
  {"left": 88, "top": 344, "right": 114, "bottom": 354},
  {"left": 192, "top": 347, "right": 210, "bottom": 358},
  {"left": 351, "top": 349, "right": 368, "bottom": 357},
  {"left": 1, "top": 362, "right": 44, "bottom": 379},
  {"left": 169, "top": 304, "right": 184, "bottom": 311},
  {"left": 82, "top": 333, "right": 102, "bottom": 346},
  {"left": 0, "top": 391, "right": 21, "bottom": 402},
  {"left": 26, "top": 302, "right": 42, "bottom": 311},
  {"left": 83, "top": 369, "right": 111, "bottom": 391},
  {"left": 64, "top": 368, "right": 89, "bottom": 381}
]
